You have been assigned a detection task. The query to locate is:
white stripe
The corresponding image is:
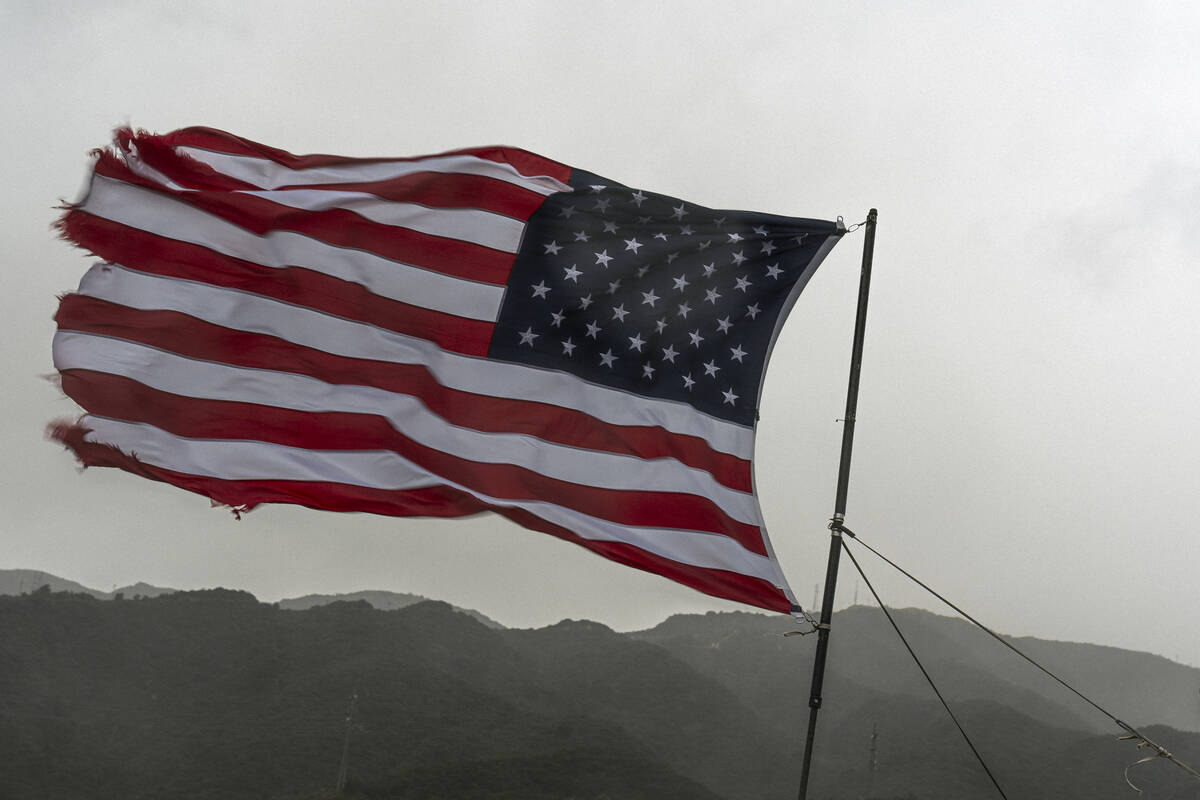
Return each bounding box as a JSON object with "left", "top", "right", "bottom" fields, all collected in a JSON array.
[
  {"left": 75, "top": 264, "right": 754, "bottom": 459},
  {"left": 81, "top": 415, "right": 440, "bottom": 489},
  {"left": 54, "top": 331, "right": 761, "bottom": 524},
  {"left": 236, "top": 188, "right": 525, "bottom": 252},
  {"left": 81, "top": 176, "right": 505, "bottom": 322},
  {"left": 79, "top": 417, "right": 786, "bottom": 588},
  {"left": 173, "top": 146, "right": 572, "bottom": 195}
]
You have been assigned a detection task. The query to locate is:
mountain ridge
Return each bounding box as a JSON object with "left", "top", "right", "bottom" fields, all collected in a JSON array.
[
  {"left": 0, "top": 568, "right": 500, "bottom": 627},
  {"left": 3, "top": 586, "right": 1199, "bottom": 798}
]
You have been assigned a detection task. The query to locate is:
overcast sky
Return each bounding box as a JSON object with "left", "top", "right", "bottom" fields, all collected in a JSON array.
[{"left": 4, "top": 1, "right": 1199, "bottom": 671}]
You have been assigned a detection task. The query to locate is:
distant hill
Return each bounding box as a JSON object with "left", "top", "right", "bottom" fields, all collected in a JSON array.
[
  {"left": 3, "top": 589, "right": 1200, "bottom": 799},
  {"left": 0, "top": 568, "right": 108, "bottom": 598},
  {"left": 0, "top": 570, "right": 500, "bottom": 627},
  {"left": 278, "top": 589, "right": 503, "bottom": 629},
  {"left": 113, "top": 580, "right": 177, "bottom": 598},
  {"left": 634, "top": 607, "right": 1200, "bottom": 735},
  {"left": 0, "top": 569, "right": 178, "bottom": 600}
]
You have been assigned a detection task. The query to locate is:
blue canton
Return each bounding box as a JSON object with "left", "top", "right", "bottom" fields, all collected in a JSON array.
[{"left": 490, "top": 168, "right": 841, "bottom": 427}]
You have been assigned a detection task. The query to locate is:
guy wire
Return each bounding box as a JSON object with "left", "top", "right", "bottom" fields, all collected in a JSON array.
[
  {"left": 840, "top": 539, "right": 1011, "bottom": 800},
  {"left": 840, "top": 527, "right": 1200, "bottom": 785}
]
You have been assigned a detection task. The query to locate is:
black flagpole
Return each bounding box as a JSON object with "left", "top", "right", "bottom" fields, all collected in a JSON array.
[{"left": 797, "top": 208, "right": 878, "bottom": 800}]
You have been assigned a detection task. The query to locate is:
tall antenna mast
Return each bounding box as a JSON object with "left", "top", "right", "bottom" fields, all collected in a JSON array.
[
  {"left": 335, "top": 691, "right": 358, "bottom": 794},
  {"left": 866, "top": 723, "right": 879, "bottom": 799}
]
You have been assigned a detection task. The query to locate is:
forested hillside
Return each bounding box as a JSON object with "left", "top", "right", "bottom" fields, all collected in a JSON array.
[{"left": 2, "top": 588, "right": 1198, "bottom": 799}]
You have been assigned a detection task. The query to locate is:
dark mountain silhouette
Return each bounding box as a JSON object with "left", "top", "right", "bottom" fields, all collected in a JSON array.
[
  {"left": 278, "top": 589, "right": 502, "bottom": 629},
  {"left": 635, "top": 606, "right": 1200, "bottom": 734},
  {"left": 0, "top": 568, "right": 108, "bottom": 598},
  {"left": 0, "top": 569, "right": 499, "bottom": 626},
  {"left": 2, "top": 580, "right": 1199, "bottom": 798}
]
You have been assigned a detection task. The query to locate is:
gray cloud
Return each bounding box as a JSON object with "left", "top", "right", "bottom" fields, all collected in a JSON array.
[{"left": 4, "top": 1, "right": 1200, "bottom": 669}]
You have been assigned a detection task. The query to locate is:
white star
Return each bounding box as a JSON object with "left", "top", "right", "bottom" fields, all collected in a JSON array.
[
  {"left": 761, "top": 241, "right": 776, "bottom": 255},
  {"left": 641, "top": 289, "right": 660, "bottom": 307},
  {"left": 727, "top": 232, "right": 743, "bottom": 242},
  {"left": 662, "top": 344, "right": 679, "bottom": 363},
  {"left": 560, "top": 205, "right": 577, "bottom": 219},
  {"left": 730, "top": 250, "right": 746, "bottom": 266},
  {"left": 636, "top": 265, "right": 650, "bottom": 278},
  {"left": 677, "top": 301, "right": 692, "bottom": 318},
  {"left": 704, "top": 288, "right": 722, "bottom": 305},
  {"left": 642, "top": 362, "right": 656, "bottom": 379},
  {"left": 703, "top": 360, "right": 720, "bottom": 377},
  {"left": 671, "top": 203, "right": 687, "bottom": 220},
  {"left": 563, "top": 264, "right": 582, "bottom": 283},
  {"left": 628, "top": 333, "right": 646, "bottom": 352},
  {"left": 589, "top": 184, "right": 608, "bottom": 192},
  {"left": 679, "top": 225, "right": 695, "bottom": 236},
  {"left": 578, "top": 293, "right": 594, "bottom": 310},
  {"left": 765, "top": 263, "right": 783, "bottom": 280},
  {"left": 666, "top": 252, "right": 679, "bottom": 263},
  {"left": 599, "top": 349, "right": 616, "bottom": 368},
  {"left": 607, "top": 279, "right": 622, "bottom": 295},
  {"left": 585, "top": 320, "right": 601, "bottom": 338},
  {"left": 716, "top": 316, "right": 733, "bottom": 334},
  {"left": 631, "top": 189, "right": 647, "bottom": 206},
  {"left": 531, "top": 281, "right": 550, "bottom": 299},
  {"left": 672, "top": 274, "right": 690, "bottom": 292},
  {"left": 722, "top": 388, "right": 738, "bottom": 406},
  {"left": 753, "top": 225, "right": 768, "bottom": 236},
  {"left": 562, "top": 338, "right": 576, "bottom": 356},
  {"left": 654, "top": 317, "right": 667, "bottom": 334},
  {"left": 682, "top": 373, "right": 695, "bottom": 390},
  {"left": 734, "top": 276, "right": 751, "bottom": 292},
  {"left": 594, "top": 197, "right": 612, "bottom": 212},
  {"left": 544, "top": 241, "right": 562, "bottom": 255},
  {"left": 519, "top": 327, "right": 539, "bottom": 346},
  {"left": 573, "top": 230, "right": 590, "bottom": 242},
  {"left": 612, "top": 304, "right": 629, "bottom": 322},
  {"left": 688, "top": 329, "right": 704, "bottom": 347},
  {"left": 602, "top": 221, "right": 619, "bottom": 234},
  {"left": 702, "top": 262, "right": 717, "bottom": 278},
  {"left": 745, "top": 303, "right": 761, "bottom": 320},
  {"left": 637, "top": 215, "right": 653, "bottom": 224},
  {"left": 697, "top": 240, "right": 712, "bottom": 250},
  {"left": 653, "top": 232, "right": 669, "bottom": 241},
  {"left": 794, "top": 233, "right": 808, "bottom": 245},
  {"left": 550, "top": 309, "right": 565, "bottom": 327},
  {"left": 713, "top": 216, "right": 727, "bottom": 226},
  {"left": 624, "top": 238, "right": 643, "bottom": 254},
  {"left": 594, "top": 250, "right": 613, "bottom": 267},
  {"left": 729, "top": 344, "right": 748, "bottom": 363}
]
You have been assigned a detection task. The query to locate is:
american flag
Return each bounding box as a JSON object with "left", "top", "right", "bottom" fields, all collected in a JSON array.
[{"left": 51, "top": 127, "right": 843, "bottom": 614}]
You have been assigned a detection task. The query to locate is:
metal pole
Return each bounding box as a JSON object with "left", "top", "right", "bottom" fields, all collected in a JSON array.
[{"left": 797, "top": 208, "right": 878, "bottom": 800}]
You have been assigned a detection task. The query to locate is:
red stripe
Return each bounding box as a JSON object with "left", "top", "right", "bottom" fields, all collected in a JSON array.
[
  {"left": 92, "top": 158, "right": 520, "bottom": 286},
  {"left": 496, "top": 508, "right": 791, "bottom": 613},
  {"left": 113, "top": 129, "right": 260, "bottom": 192},
  {"left": 50, "top": 421, "right": 483, "bottom": 517},
  {"left": 107, "top": 140, "right": 548, "bottom": 218},
  {"left": 57, "top": 212, "right": 495, "bottom": 357},
  {"left": 50, "top": 422, "right": 786, "bottom": 612},
  {"left": 58, "top": 370, "right": 766, "bottom": 555},
  {"left": 134, "top": 127, "right": 574, "bottom": 184},
  {"left": 273, "top": 173, "right": 547, "bottom": 219},
  {"left": 56, "top": 296, "right": 752, "bottom": 493}
]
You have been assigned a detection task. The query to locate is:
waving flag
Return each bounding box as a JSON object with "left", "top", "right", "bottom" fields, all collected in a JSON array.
[{"left": 50, "top": 127, "right": 843, "bottom": 613}]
